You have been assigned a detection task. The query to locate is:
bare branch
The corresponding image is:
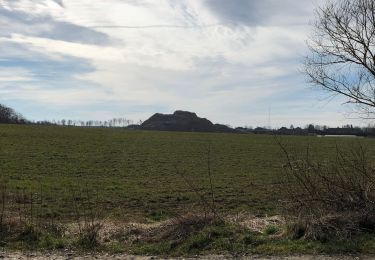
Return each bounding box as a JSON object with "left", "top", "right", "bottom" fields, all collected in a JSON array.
[{"left": 306, "top": 0, "right": 375, "bottom": 118}]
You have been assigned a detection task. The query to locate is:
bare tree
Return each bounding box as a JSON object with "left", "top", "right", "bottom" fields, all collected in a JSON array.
[
  {"left": 0, "top": 104, "right": 26, "bottom": 124},
  {"left": 306, "top": 0, "right": 375, "bottom": 118}
]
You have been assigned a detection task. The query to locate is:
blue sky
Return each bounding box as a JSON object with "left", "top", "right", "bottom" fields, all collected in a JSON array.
[{"left": 0, "top": 0, "right": 367, "bottom": 127}]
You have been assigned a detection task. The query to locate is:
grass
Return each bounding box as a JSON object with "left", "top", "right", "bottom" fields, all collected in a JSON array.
[
  {"left": 110, "top": 221, "right": 375, "bottom": 256},
  {"left": 0, "top": 124, "right": 375, "bottom": 255},
  {"left": 4, "top": 216, "right": 375, "bottom": 255},
  {"left": 1, "top": 124, "right": 374, "bottom": 222},
  {"left": 263, "top": 225, "right": 280, "bottom": 235}
]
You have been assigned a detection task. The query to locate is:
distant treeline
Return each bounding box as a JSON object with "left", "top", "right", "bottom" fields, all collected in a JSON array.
[
  {"left": 237, "top": 124, "right": 375, "bottom": 137},
  {"left": 31, "top": 120, "right": 375, "bottom": 136},
  {"left": 32, "top": 118, "right": 140, "bottom": 128},
  {"left": 0, "top": 103, "right": 139, "bottom": 127},
  {"left": 0, "top": 104, "right": 27, "bottom": 124},
  {"left": 1, "top": 103, "right": 374, "bottom": 136}
]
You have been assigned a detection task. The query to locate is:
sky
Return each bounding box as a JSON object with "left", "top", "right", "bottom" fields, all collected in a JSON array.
[{"left": 0, "top": 0, "right": 367, "bottom": 128}]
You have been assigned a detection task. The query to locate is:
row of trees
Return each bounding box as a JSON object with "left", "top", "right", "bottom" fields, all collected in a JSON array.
[
  {"left": 0, "top": 104, "right": 27, "bottom": 124},
  {"left": 237, "top": 123, "right": 375, "bottom": 136},
  {"left": 33, "top": 118, "right": 142, "bottom": 128},
  {"left": 1, "top": 101, "right": 373, "bottom": 135},
  {"left": 0, "top": 104, "right": 142, "bottom": 128}
]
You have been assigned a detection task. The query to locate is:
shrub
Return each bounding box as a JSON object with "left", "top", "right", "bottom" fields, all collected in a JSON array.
[
  {"left": 75, "top": 223, "right": 102, "bottom": 249},
  {"left": 278, "top": 140, "right": 375, "bottom": 240},
  {"left": 264, "top": 225, "right": 280, "bottom": 236},
  {"left": 18, "top": 223, "right": 40, "bottom": 244}
]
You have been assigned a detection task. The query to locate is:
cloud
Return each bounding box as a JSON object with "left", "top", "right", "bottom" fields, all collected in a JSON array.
[
  {"left": 0, "top": 3, "right": 114, "bottom": 45},
  {"left": 0, "top": 0, "right": 361, "bottom": 127},
  {"left": 0, "top": 67, "right": 35, "bottom": 82},
  {"left": 52, "top": 0, "right": 64, "bottom": 7},
  {"left": 203, "top": 0, "right": 319, "bottom": 27}
]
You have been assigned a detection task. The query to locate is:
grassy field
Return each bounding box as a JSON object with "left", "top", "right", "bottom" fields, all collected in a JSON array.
[
  {"left": 1, "top": 124, "right": 375, "bottom": 254},
  {"left": 1, "top": 124, "right": 374, "bottom": 222}
]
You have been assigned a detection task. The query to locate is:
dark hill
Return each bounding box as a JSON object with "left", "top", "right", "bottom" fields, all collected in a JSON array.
[{"left": 140, "top": 110, "right": 234, "bottom": 133}]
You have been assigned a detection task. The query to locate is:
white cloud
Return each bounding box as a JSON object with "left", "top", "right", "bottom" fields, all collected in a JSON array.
[
  {"left": 1, "top": 34, "right": 124, "bottom": 62},
  {"left": 0, "top": 67, "right": 35, "bottom": 82},
  {"left": 0, "top": 0, "right": 360, "bottom": 126}
]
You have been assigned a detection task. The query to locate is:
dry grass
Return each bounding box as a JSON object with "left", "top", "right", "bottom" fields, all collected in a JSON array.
[
  {"left": 277, "top": 139, "right": 375, "bottom": 240},
  {"left": 64, "top": 213, "right": 285, "bottom": 246},
  {"left": 147, "top": 213, "right": 216, "bottom": 242},
  {"left": 82, "top": 214, "right": 218, "bottom": 245},
  {"left": 227, "top": 213, "right": 285, "bottom": 234}
]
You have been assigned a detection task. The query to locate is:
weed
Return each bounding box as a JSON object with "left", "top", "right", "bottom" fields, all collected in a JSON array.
[
  {"left": 75, "top": 223, "right": 103, "bottom": 249},
  {"left": 264, "top": 225, "right": 280, "bottom": 235},
  {"left": 18, "top": 223, "right": 39, "bottom": 244},
  {"left": 38, "top": 234, "right": 66, "bottom": 250}
]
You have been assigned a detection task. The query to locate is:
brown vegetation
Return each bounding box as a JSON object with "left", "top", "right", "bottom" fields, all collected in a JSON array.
[{"left": 277, "top": 138, "right": 375, "bottom": 240}]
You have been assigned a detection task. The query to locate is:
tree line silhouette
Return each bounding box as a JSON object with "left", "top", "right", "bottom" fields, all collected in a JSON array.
[
  {"left": 0, "top": 104, "right": 27, "bottom": 124},
  {"left": 1, "top": 103, "right": 375, "bottom": 136},
  {"left": 33, "top": 118, "right": 139, "bottom": 128}
]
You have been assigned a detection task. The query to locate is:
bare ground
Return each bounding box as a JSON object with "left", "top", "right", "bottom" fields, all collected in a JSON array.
[{"left": 0, "top": 251, "right": 373, "bottom": 260}]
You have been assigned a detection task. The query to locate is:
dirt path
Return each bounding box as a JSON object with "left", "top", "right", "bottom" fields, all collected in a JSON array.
[{"left": 0, "top": 251, "right": 372, "bottom": 260}]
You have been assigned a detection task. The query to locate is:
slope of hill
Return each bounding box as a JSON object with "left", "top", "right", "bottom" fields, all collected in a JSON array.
[{"left": 140, "top": 110, "right": 234, "bottom": 133}]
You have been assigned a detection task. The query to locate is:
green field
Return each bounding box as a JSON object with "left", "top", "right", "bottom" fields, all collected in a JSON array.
[
  {"left": 1, "top": 124, "right": 375, "bottom": 254},
  {"left": 1, "top": 124, "right": 374, "bottom": 223}
]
